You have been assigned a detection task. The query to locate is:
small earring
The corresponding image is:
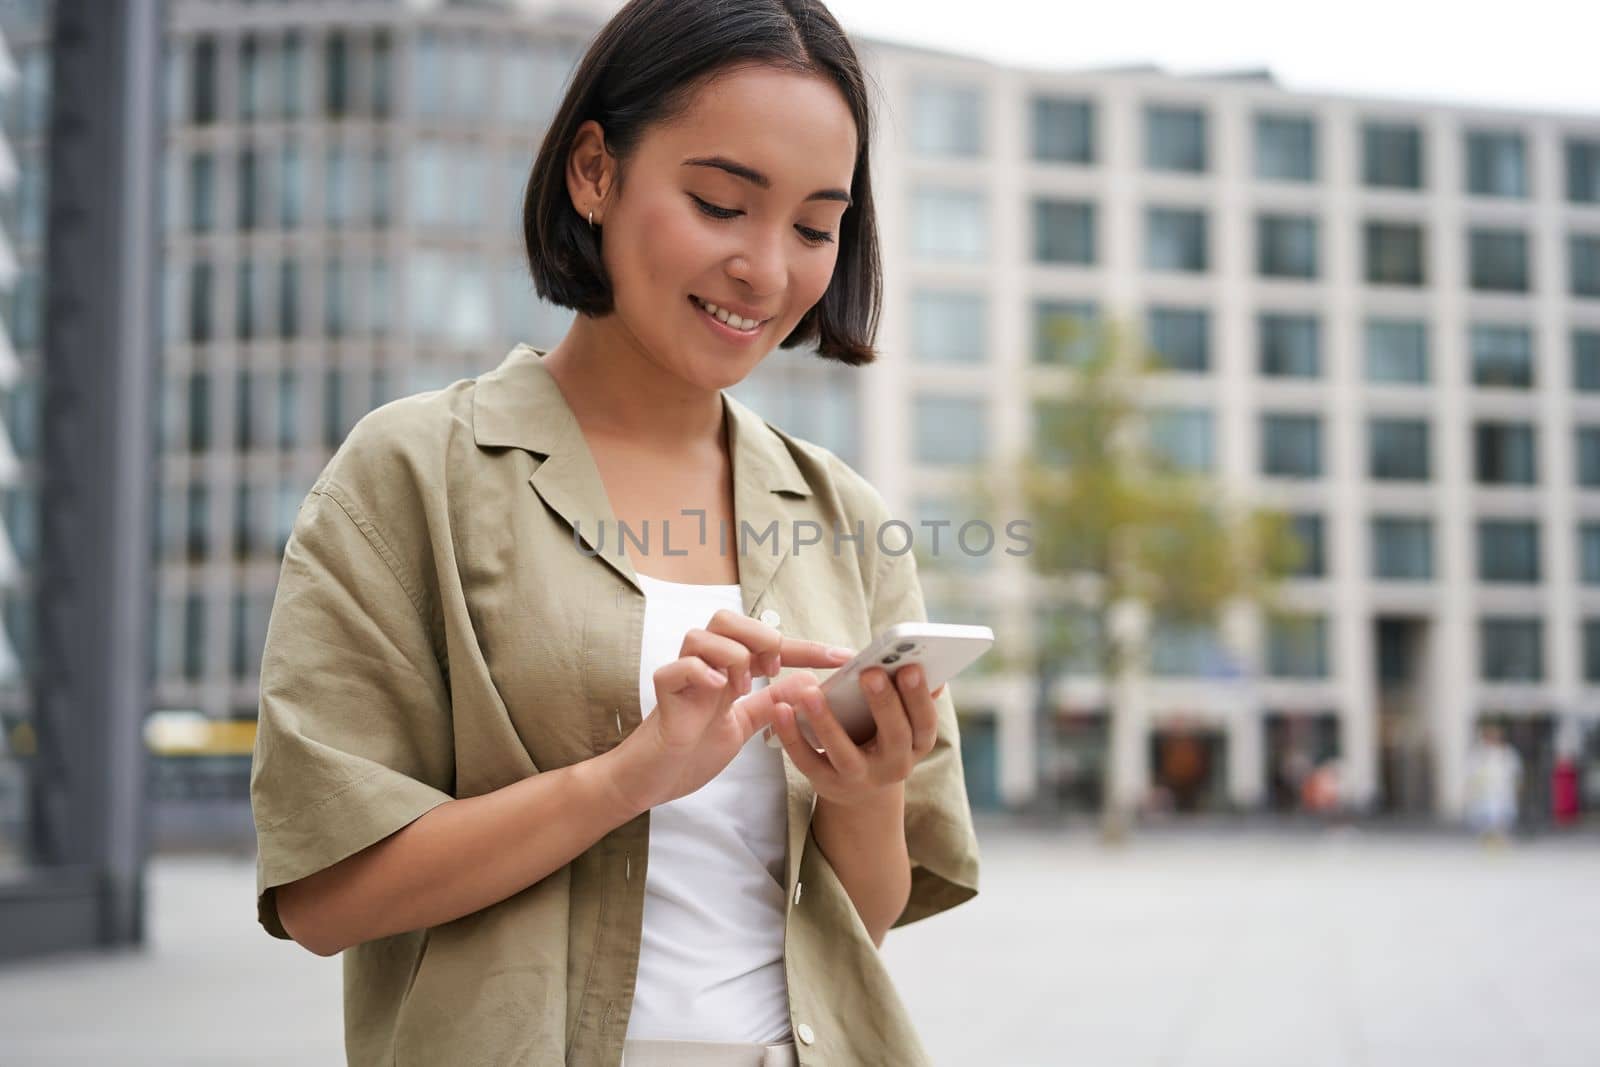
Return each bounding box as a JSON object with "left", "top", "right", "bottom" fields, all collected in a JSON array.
[{"left": 588, "top": 209, "right": 596, "bottom": 230}]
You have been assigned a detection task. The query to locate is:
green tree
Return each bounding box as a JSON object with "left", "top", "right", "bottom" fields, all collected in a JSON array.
[{"left": 948, "top": 315, "right": 1304, "bottom": 839}]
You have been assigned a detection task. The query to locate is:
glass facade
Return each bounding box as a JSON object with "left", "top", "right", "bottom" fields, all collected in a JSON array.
[
  {"left": 914, "top": 394, "right": 986, "bottom": 465},
  {"left": 1031, "top": 95, "right": 1094, "bottom": 164},
  {"left": 1032, "top": 299, "right": 1098, "bottom": 365},
  {"left": 1255, "top": 114, "right": 1316, "bottom": 182},
  {"left": 910, "top": 82, "right": 983, "bottom": 157},
  {"left": 1475, "top": 421, "right": 1538, "bottom": 485},
  {"left": 911, "top": 187, "right": 986, "bottom": 260},
  {"left": 1571, "top": 235, "right": 1600, "bottom": 299},
  {"left": 1471, "top": 324, "right": 1534, "bottom": 388},
  {"left": 1147, "top": 407, "right": 1214, "bottom": 473},
  {"left": 1365, "top": 319, "right": 1429, "bottom": 384},
  {"left": 1477, "top": 520, "right": 1541, "bottom": 583},
  {"left": 1261, "top": 414, "right": 1322, "bottom": 479},
  {"left": 1144, "top": 106, "right": 1207, "bottom": 172},
  {"left": 1469, "top": 228, "right": 1530, "bottom": 292},
  {"left": 1465, "top": 131, "right": 1528, "bottom": 198},
  {"left": 1257, "top": 214, "right": 1318, "bottom": 278},
  {"left": 1372, "top": 517, "right": 1433, "bottom": 580},
  {"left": 1146, "top": 307, "right": 1209, "bottom": 372},
  {"left": 1259, "top": 314, "right": 1320, "bottom": 378},
  {"left": 1480, "top": 617, "right": 1542, "bottom": 681},
  {"left": 911, "top": 290, "right": 985, "bottom": 364},
  {"left": 1363, "top": 121, "right": 1423, "bottom": 189},
  {"left": 1266, "top": 613, "right": 1330, "bottom": 678},
  {"left": 1365, "top": 222, "right": 1426, "bottom": 286},
  {"left": 1576, "top": 330, "right": 1600, "bottom": 391},
  {"left": 1145, "top": 207, "right": 1207, "bottom": 272},
  {"left": 1368, "top": 418, "right": 1430, "bottom": 481},
  {"left": 1032, "top": 198, "right": 1096, "bottom": 265},
  {"left": 1569, "top": 138, "right": 1600, "bottom": 204}
]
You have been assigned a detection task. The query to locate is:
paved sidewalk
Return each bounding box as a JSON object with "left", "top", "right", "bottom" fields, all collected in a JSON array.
[{"left": 1, "top": 823, "right": 1596, "bottom": 1065}]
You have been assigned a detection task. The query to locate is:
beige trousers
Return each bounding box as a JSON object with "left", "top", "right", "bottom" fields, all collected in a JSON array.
[{"left": 620, "top": 1038, "right": 800, "bottom": 1066}]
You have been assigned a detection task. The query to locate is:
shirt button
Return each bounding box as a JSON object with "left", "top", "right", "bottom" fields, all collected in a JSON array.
[
  {"left": 759, "top": 608, "right": 780, "bottom": 627},
  {"left": 796, "top": 1023, "right": 815, "bottom": 1045},
  {"left": 792, "top": 881, "right": 803, "bottom": 906}
]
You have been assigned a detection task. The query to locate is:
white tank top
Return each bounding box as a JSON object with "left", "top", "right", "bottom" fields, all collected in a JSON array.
[{"left": 625, "top": 571, "right": 792, "bottom": 1044}]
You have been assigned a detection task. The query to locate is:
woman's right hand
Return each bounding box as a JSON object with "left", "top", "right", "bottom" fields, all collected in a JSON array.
[{"left": 606, "top": 609, "right": 855, "bottom": 813}]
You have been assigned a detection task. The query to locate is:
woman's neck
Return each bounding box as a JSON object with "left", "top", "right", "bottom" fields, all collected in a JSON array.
[{"left": 541, "top": 314, "right": 725, "bottom": 453}]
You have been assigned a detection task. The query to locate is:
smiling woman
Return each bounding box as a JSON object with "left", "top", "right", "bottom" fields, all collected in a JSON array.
[{"left": 249, "top": 2, "right": 978, "bottom": 1066}]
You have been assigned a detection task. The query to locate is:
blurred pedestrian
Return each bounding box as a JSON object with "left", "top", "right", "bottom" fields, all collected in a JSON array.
[{"left": 1465, "top": 723, "right": 1522, "bottom": 842}]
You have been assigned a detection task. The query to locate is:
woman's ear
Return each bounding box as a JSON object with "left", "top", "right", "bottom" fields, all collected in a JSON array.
[{"left": 566, "top": 119, "right": 614, "bottom": 226}]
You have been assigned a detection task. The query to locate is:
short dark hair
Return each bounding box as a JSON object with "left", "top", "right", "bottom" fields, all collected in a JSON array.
[{"left": 522, "top": 0, "right": 882, "bottom": 366}]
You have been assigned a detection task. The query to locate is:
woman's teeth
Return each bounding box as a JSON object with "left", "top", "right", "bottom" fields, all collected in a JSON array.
[{"left": 694, "top": 297, "right": 761, "bottom": 331}]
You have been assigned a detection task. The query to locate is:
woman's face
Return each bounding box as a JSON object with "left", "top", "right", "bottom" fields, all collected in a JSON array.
[{"left": 580, "top": 64, "right": 858, "bottom": 389}]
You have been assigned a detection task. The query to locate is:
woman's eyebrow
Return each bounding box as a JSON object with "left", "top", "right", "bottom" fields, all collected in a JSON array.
[{"left": 682, "top": 155, "right": 852, "bottom": 206}]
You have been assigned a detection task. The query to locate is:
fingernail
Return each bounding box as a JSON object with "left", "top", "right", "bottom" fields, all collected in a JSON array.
[
  {"left": 828, "top": 646, "right": 856, "bottom": 660},
  {"left": 902, "top": 666, "right": 922, "bottom": 688},
  {"left": 865, "top": 671, "right": 887, "bottom": 693}
]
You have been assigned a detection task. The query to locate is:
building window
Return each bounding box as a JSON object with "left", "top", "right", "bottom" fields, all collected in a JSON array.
[
  {"left": 1255, "top": 114, "right": 1316, "bottom": 182},
  {"left": 1469, "top": 228, "right": 1530, "bottom": 292},
  {"left": 1477, "top": 520, "right": 1541, "bottom": 583},
  {"left": 1257, "top": 214, "right": 1318, "bottom": 278},
  {"left": 1149, "top": 618, "right": 1229, "bottom": 677},
  {"left": 324, "top": 257, "right": 348, "bottom": 339},
  {"left": 280, "top": 31, "right": 304, "bottom": 118},
  {"left": 324, "top": 144, "right": 354, "bottom": 228},
  {"left": 1286, "top": 513, "right": 1326, "bottom": 578},
  {"left": 1475, "top": 421, "right": 1537, "bottom": 485},
  {"left": 1471, "top": 324, "right": 1534, "bottom": 388},
  {"left": 1146, "top": 307, "right": 1209, "bottom": 373},
  {"left": 278, "top": 139, "right": 304, "bottom": 229},
  {"left": 1365, "top": 222, "right": 1426, "bottom": 286},
  {"left": 1585, "top": 621, "right": 1600, "bottom": 683},
  {"left": 186, "top": 372, "right": 210, "bottom": 453},
  {"left": 1373, "top": 517, "right": 1432, "bottom": 581},
  {"left": 1259, "top": 314, "right": 1320, "bottom": 378},
  {"left": 182, "top": 592, "right": 207, "bottom": 681},
  {"left": 1571, "top": 235, "right": 1600, "bottom": 298},
  {"left": 233, "top": 483, "right": 255, "bottom": 560},
  {"left": 1031, "top": 95, "right": 1094, "bottom": 164},
  {"left": 1147, "top": 407, "right": 1213, "bottom": 473},
  {"left": 277, "top": 369, "right": 298, "bottom": 451},
  {"left": 914, "top": 394, "right": 986, "bottom": 465},
  {"left": 372, "top": 30, "right": 393, "bottom": 119},
  {"left": 236, "top": 259, "right": 258, "bottom": 341},
  {"left": 277, "top": 258, "right": 300, "bottom": 339},
  {"left": 1145, "top": 207, "right": 1207, "bottom": 272},
  {"left": 911, "top": 187, "right": 986, "bottom": 260},
  {"left": 238, "top": 34, "right": 268, "bottom": 122},
  {"left": 1575, "top": 330, "right": 1600, "bottom": 391},
  {"left": 1366, "top": 319, "right": 1429, "bottom": 383},
  {"left": 235, "top": 369, "right": 257, "bottom": 452},
  {"left": 1368, "top": 418, "right": 1429, "bottom": 481},
  {"left": 1564, "top": 137, "right": 1600, "bottom": 204},
  {"left": 912, "top": 290, "right": 985, "bottom": 364},
  {"left": 186, "top": 482, "right": 209, "bottom": 562},
  {"left": 1580, "top": 522, "right": 1600, "bottom": 584},
  {"left": 1144, "top": 106, "right": 1207, "bottom": 173},
  {"left": 913, "top": 494, "right": 988, "bottom": 574},
  {"left": 188, "top": 261, "right": 213, "bottom": 343},
  {"left": 324, "top": 368, "right": 346, "bottom": 450},
  {"left": 188, "top": 152, "right": 215, "bottom": 232},
  {"left": 1577, "top": 427, "right": 1600, "bottom": 487},
  {"left": 1479, "top": 617, "right": 1542, "bottom": 681},
  {"left": 1033, "top": 199, "right": 1096, "bottom": 265},
  {"left": 1465, "top": 131, "right": 1528, "bottom": 198},
  {"left": 910, "top": 83, "right": 982, "bottom": 157},
  {"left": 324, "top": 31, "right": 350, "bottom": 119},
  {"left": 1363, "top": 121, "right": 1423, "bottom": 189},
  {"left": 190, "top": 36, "right": 217, "bottom": 125},
  {"left": 1261, "top": 413, "right": 1321, "bottom": 479},
  {"left": 1266, "top": 613, "right": 1329, "bottom": 679},
  {"left": 1033, "top": 300, "right": 1099, "bottom": 365},
  {"left": 237, "top": 147, "right": 261, "bottom": 231}
]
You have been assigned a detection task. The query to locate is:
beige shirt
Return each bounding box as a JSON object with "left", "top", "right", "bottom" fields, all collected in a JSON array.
[{"left": 249, "top": 344, "right": 982, "bottom": 1066}]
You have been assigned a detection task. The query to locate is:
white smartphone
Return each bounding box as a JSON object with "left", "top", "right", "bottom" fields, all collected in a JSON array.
[{"left": 796, "top": 622, "right": 995, "bottom": 751}]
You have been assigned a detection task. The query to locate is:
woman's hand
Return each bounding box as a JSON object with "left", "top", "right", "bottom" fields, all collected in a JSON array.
[
  {"left": 607, "top": 608, "right": 854, "bottom": 814},
  {"left": 766, "top": 664, "right": 947, "bottom": 809}
]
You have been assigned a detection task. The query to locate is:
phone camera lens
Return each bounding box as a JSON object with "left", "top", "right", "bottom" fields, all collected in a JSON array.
[
  {"left": 882, "top": 653, "right": 900, "bottom": 665},
  {"left": 895, "top": 642, "right": 915, "bottom": 653}
]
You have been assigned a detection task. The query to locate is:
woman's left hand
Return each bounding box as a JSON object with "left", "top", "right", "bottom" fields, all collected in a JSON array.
[{"left": 768, "top": 665, "right": 947, "bottom": 808}]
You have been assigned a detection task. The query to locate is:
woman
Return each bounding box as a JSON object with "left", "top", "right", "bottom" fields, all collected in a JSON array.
[{"left": 249, "top": 2, "right": 981, "bottom": 1064}]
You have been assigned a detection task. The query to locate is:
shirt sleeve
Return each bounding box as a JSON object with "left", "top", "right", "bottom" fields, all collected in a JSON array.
[
  {"left": 249, "top": 480, "right": 456, "bottom": 941},
  {"left": 869, "top": 537, "right": 983, "bottom": 929}
]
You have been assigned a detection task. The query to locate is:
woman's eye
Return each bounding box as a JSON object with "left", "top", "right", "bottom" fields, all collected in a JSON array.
[
  {"left": 689, "top": 194, "right": 741, "bottom": 220},
  {"left": 690, "top": 194, "right": 835, "bottom": 246}
]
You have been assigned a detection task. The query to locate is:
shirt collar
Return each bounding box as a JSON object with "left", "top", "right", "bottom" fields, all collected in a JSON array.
[{"left": 472, "top": 343, "right": 813, "bottom": 607}]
